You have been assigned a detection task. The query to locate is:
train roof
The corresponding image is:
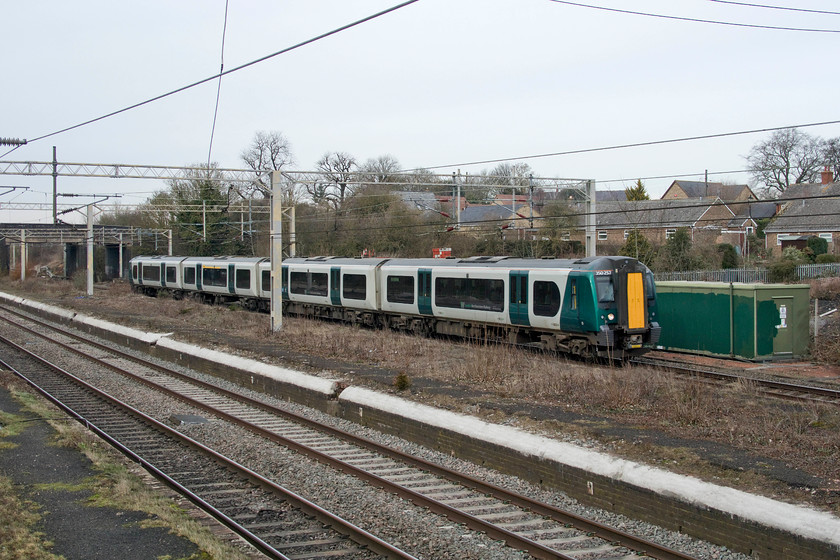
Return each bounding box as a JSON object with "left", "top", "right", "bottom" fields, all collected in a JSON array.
[
  {"left": 283, "top": 255, "right": 644, "bottom": 271},
  {"left": 181, "top": 256, "right": 268, "bottom": 264}
]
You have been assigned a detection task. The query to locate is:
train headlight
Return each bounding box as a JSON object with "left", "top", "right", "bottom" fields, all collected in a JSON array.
[{"left": 607, "top": 313, "right": 615, "bottom": 321}]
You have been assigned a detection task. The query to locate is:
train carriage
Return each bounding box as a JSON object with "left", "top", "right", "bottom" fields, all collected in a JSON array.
[
  {"left": 180, "top": 256, "right": 266, "bottom": 308},
  {"left": 283, "top": 257, "right": 387, "bottom": 325},
  {"left": 130, "top": 255, "right": 188, "bottom": 295}
]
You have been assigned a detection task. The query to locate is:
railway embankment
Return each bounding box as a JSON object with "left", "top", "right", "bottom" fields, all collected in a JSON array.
[{"left": 2, "top": 289, "right": 839, "bottom": 560}]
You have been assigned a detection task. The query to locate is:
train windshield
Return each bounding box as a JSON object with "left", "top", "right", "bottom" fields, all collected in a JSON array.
[{"left": 595, "top": 276, "right": 615, "bottom": 303}]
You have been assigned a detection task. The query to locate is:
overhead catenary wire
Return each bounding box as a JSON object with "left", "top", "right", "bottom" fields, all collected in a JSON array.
[
  {"left": 273, "top": 191, "right": 840, "bottom": 237},
  {"left": 21, "top": 0, "right": 422, "bottom": 147},
  {"left": 207, "top": 0, "right": 231, "bottom": 170},
  {"left": 546, "top": 0, "right": 840, "bottom": 33},
  {"left": 705, "top": 0, "right": 840, "bottom": 17},
  {"left": 417, "top": 118, "right": 840, "bottom": 172}
]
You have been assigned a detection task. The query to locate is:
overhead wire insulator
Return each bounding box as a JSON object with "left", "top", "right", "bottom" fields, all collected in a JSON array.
[{"left": 0, "top": 138, "right": 27, "bottom": 146}]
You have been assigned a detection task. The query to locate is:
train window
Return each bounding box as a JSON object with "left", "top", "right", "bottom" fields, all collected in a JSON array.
[
  {"left": 203, "top": 267, "right": 227, "bottom": 287},
  {"left": 343, "top": 274, "right": 367, "bottom": 300},
  {"left": 645, "top": 273, "right": 656, "bottom": 301},
  {"left": 235, "top": 269, "right": 251, "bottom": 290},
  {"left": 184, "top": 267, "right": 196, "bottom": 285},
  {"left": 166, "top": 266, "right": 176, "bottom": 284},
  {"left": 595, "top": 276, "right": 615, "bottom": 303},
  {"left": 387, "top": 275, "right": 414, "bottom": 304},
  {"left": 132, "top": 265, "right": 138, "bottom": 280},
  {"left": 261, "top": 270, "right": 271, "bottom": 292},
  {"left": 290, "top": 272, "right": 307, "bottom": 294},
  {"left": 533, "top": 281, "right": 561, "bottom": 317},
  {"left": 310, "top": 272, "right": 328, "bottom": 296},
  {"left": 571, "top": 280, "right": 577, "bottom": 310},
  {"left": 142, "top": 265, "right": 160, "bottom": 282},
  {"left": 290, "top": 271, "right": 328, "bottom": 296},
  {"left": 435, "top": 276, "right": 504, "bottom": 312}
]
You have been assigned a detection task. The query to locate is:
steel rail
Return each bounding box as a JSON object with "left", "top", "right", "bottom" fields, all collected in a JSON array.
[
  {"left": 1, "top": 305, "right": 698, "bottom": 560},
  {"left": 630, "top": 355, "right": 840, "bottom": 404},
  {"left": 0, "top": 331, "right": 417, "bottom": 560}
]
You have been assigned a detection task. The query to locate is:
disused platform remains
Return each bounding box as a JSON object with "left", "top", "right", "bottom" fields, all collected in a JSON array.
[{"left": 0, "top": 223, "right": 136, "bottom": 280}]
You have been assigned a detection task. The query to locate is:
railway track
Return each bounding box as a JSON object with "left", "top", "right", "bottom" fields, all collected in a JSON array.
[
  {"left": 630, "top": 355, "right": 840, "bottom": 405},
  {"left": 0, "top": 332, "right": 410, "bottom": 560},
  {"left": 0, "top": 305, "right": 699, "bottom": 560}
]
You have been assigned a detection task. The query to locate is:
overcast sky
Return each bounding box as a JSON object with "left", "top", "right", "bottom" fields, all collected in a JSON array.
[{"left": 3, "top": 0, "right": 839, "bottom": 223}]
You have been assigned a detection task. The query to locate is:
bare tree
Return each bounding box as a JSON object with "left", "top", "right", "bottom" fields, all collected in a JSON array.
[
  {"left": 240, "top": 131, "right": 295, "bottom": 198},
  {"left": 746, "top": 128, "right": 825, "bottom": 197},
  {"left": 313, "top": 151, "right": 358, "bottom": 209},
  {"left": 359, "top": 154, "right": 402, "bottom": 185}
]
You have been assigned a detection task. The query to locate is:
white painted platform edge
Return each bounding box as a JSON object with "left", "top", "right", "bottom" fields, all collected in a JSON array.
[{"left": 340, "top": 386, "right": 840, "bottom": 547}]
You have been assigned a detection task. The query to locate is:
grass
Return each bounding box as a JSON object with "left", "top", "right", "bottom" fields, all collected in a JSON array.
[
  {"left": 0, "top": 475, "right": 61, "bottom": 560},
  {"left": 0, "top": 373, "right": 248, "bottom": 560},
  {"left": 3, "top": 277, "right": 840, "bottom": 511}
]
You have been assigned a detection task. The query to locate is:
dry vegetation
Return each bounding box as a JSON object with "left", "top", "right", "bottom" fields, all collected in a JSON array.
[
  {"left": 3, "top": 276, "right": 840, "bottom": 513},
  {"left": 810, "top": 277, "right": 840, "bottom": 365}
]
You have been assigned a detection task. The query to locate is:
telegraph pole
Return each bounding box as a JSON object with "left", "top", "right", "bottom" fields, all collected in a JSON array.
[
  {"left": 53, "top": 147, "right": 58, "bottom": 224},
  {"left": 270, "top": 171, "right": 283, "bottom": 331}
]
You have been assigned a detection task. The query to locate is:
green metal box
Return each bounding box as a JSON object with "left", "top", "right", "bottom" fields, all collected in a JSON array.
[{"left": 653, "top": 281, "right": 810, "bottom": 360}]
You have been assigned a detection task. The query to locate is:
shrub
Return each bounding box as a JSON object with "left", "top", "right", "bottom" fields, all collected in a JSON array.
[
  {"left": 781, "top": 247, "right": 807, "bottom": 264},
  {"left": 807, "top": 236, "right": 829, "bottom": 259},
  {"left": 717, "top": 243, "right": 738, "bottom": 269},
  {"left": 393, "top": 372, "right": 411, "bottom": 391},
  {"left": 816, "top": 253, "right": 838, "bottom": 264},
  {"left": 768, "top": 259, "right": 798, "bottom": 283}
]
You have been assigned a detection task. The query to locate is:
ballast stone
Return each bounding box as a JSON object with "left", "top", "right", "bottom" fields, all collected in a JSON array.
[{"left": 155, "top": 336, "right": 340, "bottom": 397}]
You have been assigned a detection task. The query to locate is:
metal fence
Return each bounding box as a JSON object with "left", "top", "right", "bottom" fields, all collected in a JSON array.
[{"left": 655, "top": 263, "right": 840, "bottom": 283}]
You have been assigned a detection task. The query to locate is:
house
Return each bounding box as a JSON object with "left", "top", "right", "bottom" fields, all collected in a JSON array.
[
  {"left": 435, "top": 195, "right": 467, "bottom": 213},
  {"left": 394, "top": 191, "right": 446, "bottom": 216},
  {"left": 722, "top": 201, "right": 777, "bottom": 255},
  {"left": 588, "top": 198, "right": 737, "bottom": 248},
  {"left": 763, "top": 171, "right": 839, "bottom": 255},
  {"left": 459, "top": 203, "right": 541, "bottom": 240},
  {"left": 661, "top": 180, "right": 756, "bottom": 202}
]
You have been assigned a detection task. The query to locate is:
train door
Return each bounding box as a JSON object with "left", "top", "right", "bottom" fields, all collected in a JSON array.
[
  {"left": 228, "top": 264, "right": 236, "bottom": 294},
  {"left": 418, "top": 269, "right": 432, "bottom": 315},
  {"left": 624, "top": 271, "right": 646, "bottom": 331},
  {"left": 509, "top": 271, "right": 529, "bottom": 326},
  {"left": 160, "top": 263, "right": 167, "bottom": 287},
  {"left": 330, "top": 267, "right": 341, "bottom": 305},
  {"left": 195, "top": 264, "right": 203, "bottom": 290}
]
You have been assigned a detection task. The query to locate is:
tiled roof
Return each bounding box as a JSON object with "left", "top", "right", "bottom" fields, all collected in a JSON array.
[
  {"left": 596, "top": 198, "right": 732, "bottom": 229},
  {"left": 764, "top": 183, "right": 840, "bottom": 233},
  {"left": 395, "top": 191, "right": 441, "bottom": 213},
  {"left": 667, "top": 181, "right": 752, "bottom": 200},
  {"left": 596, "top": 190, "right": 627, "bottom": 201},
  {"left": 460, "top": 205, "right": 520, "bottom": 224}
]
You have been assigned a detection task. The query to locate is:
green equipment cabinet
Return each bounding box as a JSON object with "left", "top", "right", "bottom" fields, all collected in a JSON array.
[{"left": 653, "top": 281, "right": 810, "bottom": 360}]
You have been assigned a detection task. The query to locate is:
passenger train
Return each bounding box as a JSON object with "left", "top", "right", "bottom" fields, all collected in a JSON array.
[{"left": 129, "top": 255, "right": 660, "bottom": 359}]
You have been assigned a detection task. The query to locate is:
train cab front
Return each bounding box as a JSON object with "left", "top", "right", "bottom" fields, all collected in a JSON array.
[{"left": 594, "top": 257, "right": 660, "bottom": 358}]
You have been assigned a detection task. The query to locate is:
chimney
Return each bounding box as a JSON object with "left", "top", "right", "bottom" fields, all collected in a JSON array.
[{"left": 822, "top": 166, "right": 834, "bottom": 185}]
